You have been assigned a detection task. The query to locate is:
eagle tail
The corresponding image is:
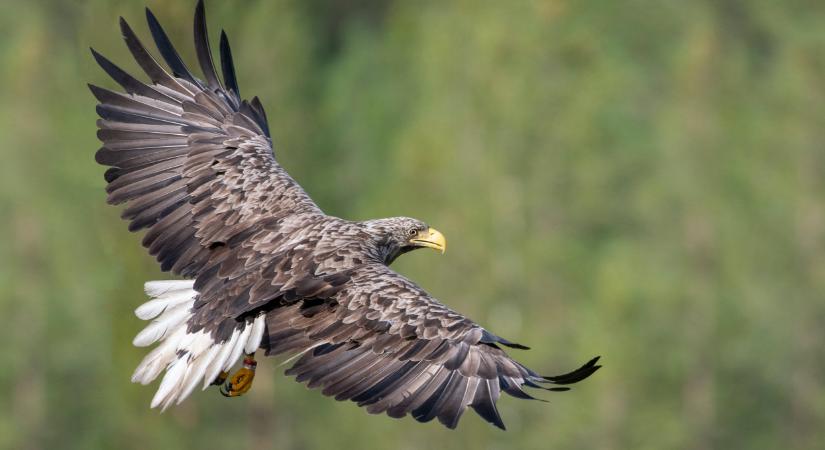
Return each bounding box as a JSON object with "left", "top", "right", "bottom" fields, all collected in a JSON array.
[{"left": 130, "top": 280, "right": 266, "bottom": 411}]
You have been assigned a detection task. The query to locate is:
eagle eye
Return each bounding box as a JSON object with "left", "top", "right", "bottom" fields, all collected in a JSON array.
[{"left": 408, "top": 228, "right": 418, "bottom": 236}]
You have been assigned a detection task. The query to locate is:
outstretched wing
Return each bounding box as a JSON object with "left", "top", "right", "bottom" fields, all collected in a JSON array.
[
  {"left": 91, "top": 2, "right": 333, "bottom": 331},
  {"left": 264, "top": 264, "right": 601, "bottom": 430}
]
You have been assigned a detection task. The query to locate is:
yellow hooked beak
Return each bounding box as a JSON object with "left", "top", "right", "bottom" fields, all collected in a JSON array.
[{"left": 410, "top": 227, "right": 447, "bottom": 254}]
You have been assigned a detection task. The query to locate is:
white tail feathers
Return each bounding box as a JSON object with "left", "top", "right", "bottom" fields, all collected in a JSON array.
[{"left": 131, "top": 280, "right": 266, "bottom": 411}]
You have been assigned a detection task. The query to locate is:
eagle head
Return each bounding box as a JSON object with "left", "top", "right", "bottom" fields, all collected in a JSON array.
[{"left": 362, "top": 217, "right": 446, "bottom": 264}]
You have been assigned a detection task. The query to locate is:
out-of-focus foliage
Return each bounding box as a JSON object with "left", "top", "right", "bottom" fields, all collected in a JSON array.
[{"left": 2, "top": 0, "right": 825, "bottom": 449}]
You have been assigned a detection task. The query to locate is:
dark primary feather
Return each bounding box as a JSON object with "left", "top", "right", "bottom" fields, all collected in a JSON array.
[
  {"left": 92, "top": 0, "right": 600, "bottom": 430},
  {"left": 90, "top": 48, "right": 177, "bottom": 103},
  {"left": 193, "top": 0, "right": 221, "bottom": 90},
  {"left": 219, "top": 30, "right": 239, "bottom": 97},
  {"left": 119, "top": 17, "right": 192, "bottom": 99},
  {"left": 145, "top": 7, "right": 202, "bottom": 89}
]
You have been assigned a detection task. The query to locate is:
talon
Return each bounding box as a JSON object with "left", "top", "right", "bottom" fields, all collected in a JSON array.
[{"left": 219, "top": 354, "right": 257, "bottom": 398}]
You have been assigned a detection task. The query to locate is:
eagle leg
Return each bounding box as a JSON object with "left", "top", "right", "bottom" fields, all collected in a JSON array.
[{"left": 219, "top": 353, "right": 257, "bottom": 397}]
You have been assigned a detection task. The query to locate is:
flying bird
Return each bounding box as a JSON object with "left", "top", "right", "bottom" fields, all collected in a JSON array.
[{"left": 90, "top": 0, "right": 600, "bottom": 430}]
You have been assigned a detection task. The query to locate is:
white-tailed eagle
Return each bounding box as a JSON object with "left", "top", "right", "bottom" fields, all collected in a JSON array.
[{"left": 90, "top": 0, "right": 600, "bottom": 430}]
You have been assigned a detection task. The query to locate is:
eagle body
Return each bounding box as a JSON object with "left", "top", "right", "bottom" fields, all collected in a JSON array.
[{"left": 91, "top": 0, "right": 600, "bottom": 430}]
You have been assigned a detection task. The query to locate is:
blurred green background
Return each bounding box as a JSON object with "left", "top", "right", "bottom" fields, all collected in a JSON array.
[{"left": 2, "top": 0, "right": 825, "bottom": 449}]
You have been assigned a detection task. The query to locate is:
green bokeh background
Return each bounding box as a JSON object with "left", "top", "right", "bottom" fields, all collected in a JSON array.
[{"left": 2, "top": 0, "right": 825, "bottom": 449}]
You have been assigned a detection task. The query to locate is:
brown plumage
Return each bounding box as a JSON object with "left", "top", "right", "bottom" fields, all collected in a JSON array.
[{"left": 91, "top": 0, "right": 600, "bottom": 429}]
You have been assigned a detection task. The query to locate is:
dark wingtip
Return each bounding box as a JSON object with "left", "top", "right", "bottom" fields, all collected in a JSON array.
[
  {"left": 119, "top": 16, "right": 135, "bottom": 44},
  {"left": 117, "top": 17, "right": 133, "bottom": 41},
  {"left": 472, "top": 409, "right": 506, "bottom": 431},
  {"left": 103, "top": 166, "right": 120, "bottom": 183},
  {"left": 89, "top": 47, "right": 106, "bottom": 63},
  {"left": 194, "top": 0, "right": 206, "bottom": 27},
  {"left": 219, "top": 29, "right": 239, "bottom": 97},
  {"left": 89, "top": 48, "right": 104, "bottom": 74},
  {"left": 193, "top": 0, "right": 221, "bottom": 89},
  {"left": 119, "top": 15, "right": 134, "bottom": 36},
  {"left": 479, "top": 330, "right": 531, "bottom": 350},
  {"left": 501, "top": 340, "right": 530, "bottom": 350},
  {"left": 145, "top": 5, "right": 200, "bottom": 86},
  {"left": 87, "top": 83, "right": 106, "bottom": 101},
  {"left": 542, "top": 356, "right": 602, "bottom": 385},
  {"left": 470, "top": 379, "right": 507, "bottom": 430},
  {"left": 250, "top": 96, "right": 270, "bottom": 136},
  {"left": 89, "top": 47, "right": 115, "bottom": 73},
  {"left": 501, "top": 376, "right": 549, "bottom": 402}
]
